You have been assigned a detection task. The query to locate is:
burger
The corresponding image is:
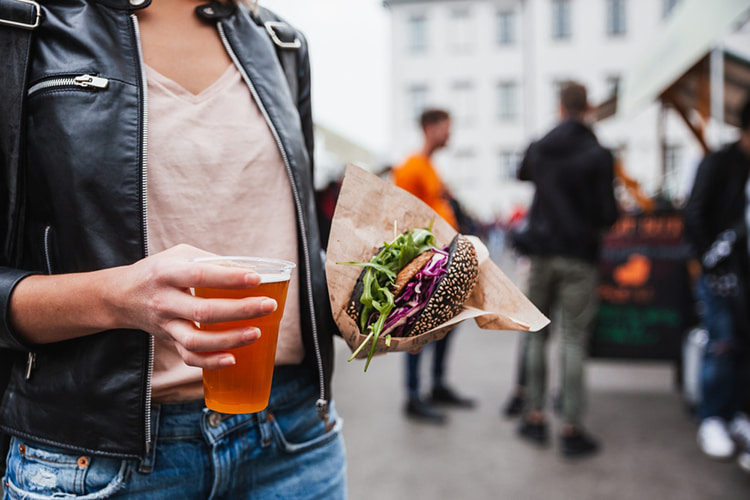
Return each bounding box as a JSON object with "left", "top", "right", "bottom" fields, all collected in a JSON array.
[{"left": 343, "top": 225, "right": 479, "bottom": 370}]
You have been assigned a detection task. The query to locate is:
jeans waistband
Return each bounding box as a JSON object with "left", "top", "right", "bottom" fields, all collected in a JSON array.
[{"left": 151, "top": 364, "right": 315, "bottom": 438}]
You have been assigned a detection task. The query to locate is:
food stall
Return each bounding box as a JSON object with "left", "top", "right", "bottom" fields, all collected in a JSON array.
[{"left": 590, "top": 0, "right": 750, "bottom": 363}]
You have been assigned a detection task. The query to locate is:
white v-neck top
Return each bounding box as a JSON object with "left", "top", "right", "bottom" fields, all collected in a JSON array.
[{"left": 144, "top": 64, "right": 304, "bottom": 403}]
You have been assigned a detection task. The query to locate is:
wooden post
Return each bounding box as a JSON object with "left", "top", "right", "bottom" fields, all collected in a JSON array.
[{"left": 661, "top": 89, "right": 710, "bottom": 154}]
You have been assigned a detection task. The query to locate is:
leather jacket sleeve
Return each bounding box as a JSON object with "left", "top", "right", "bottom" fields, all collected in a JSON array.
[
  {"left": 0, "top": 269, "right": 34, "bottom": 351},
  {"left": 295, "top": 31, "right": 315, "bottom": 182},
  {"left": 0, "top": 10, "right": 36, "bottom": 352}
]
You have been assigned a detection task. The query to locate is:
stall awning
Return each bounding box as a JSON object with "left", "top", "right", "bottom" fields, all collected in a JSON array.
[
  {"left": 616, "top": 0, "right": 750, "bottom": 121},
  {"left": 660, "top": 48, "right": 750, "bottom": 128}
]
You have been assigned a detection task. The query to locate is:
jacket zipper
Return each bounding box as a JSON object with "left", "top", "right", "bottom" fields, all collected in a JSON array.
[
  {"left": 27, "top": 74, "right": 109, "bottom": 97},
  {"left": 217, "top": 22, "right": 329, "bottom": 422},
  {"left": 43, "top": 226, "right": 53, "bottom": 274},
  {"left": 130, "top": 13, "right": 154, "bottom": 455},
  {"left": 25, "top": 225, "right": 54, "bottom": 380}
]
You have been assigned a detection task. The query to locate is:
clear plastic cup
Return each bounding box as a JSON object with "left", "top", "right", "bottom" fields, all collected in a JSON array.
[{"left": 192, "top": 256, "right": 295, "bottom": 413}]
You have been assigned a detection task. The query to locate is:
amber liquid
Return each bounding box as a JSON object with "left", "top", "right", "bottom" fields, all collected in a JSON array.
[{"left": 195, "top": 278, "right": 290, "bottom": 414}]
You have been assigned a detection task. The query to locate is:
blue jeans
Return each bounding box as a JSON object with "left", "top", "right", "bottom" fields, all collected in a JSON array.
[
  {"left": 697, "top": 275, "right": 743, "bottom": 421},
  {"left": 2, "top": 366, "right": 346, "bottom": 499}
]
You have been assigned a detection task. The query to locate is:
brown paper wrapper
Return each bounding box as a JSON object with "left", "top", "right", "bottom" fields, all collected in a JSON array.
[{"left": 325, "top": 164, "right": 549, "bottom": 359}]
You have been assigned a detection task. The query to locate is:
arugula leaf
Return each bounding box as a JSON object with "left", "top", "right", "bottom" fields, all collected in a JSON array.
[{"left": 341, "top": 223, "right": 437, "bottom": 371}]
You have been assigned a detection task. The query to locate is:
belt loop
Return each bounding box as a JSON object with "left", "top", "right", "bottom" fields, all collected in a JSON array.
[
  {"left": 258, "top": 410, "right": 274, "bottom": 448},
  {"left": 138, "top": 404, "right": 161, "bottom": 474}
]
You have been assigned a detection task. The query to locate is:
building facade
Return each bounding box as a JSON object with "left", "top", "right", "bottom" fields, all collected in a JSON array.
[{"left": 383, "top": 0, "right": 749, "bottom": 221}]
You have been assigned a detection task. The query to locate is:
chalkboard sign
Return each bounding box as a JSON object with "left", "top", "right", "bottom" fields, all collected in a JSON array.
[{"left": 591, "top": 210, "right": 695, "bottom": 360}]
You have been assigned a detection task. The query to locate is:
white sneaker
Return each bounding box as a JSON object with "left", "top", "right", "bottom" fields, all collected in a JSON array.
[
  {"left": 729, "top": 412, "right": 750, "bottom": 448},
  {"left": 738, "top": 450, "right": 750, "bottom": 473},
  {"left": 730, "top": 413, "right": 750, "bottom": 473},
  {"left": 697, "top": 417, "right": 736, "bottom": 459}
]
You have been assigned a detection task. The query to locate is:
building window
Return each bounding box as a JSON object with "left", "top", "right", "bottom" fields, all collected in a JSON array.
[
  {"left": 454, "top": 149, "right": 478, "bottom": 183},
  {"left": 551, "top": 0, "right": 571, "bottom": 40},
  {"left": 499, "top": 150, "right": 521, "bottom": 179},
  {"left": 449, "top": 8, "right": 473, "bottom": 52},
  {"left": 606, "top": 0, "right": 626, "bottom": 36},
  {"left": 551, "top": 79, "right": 569, "bottom": 111},
  {"left": 452, "top": 81, "right": 475, "bottom": 126},
  {"left": 408, "top": 85, "right": 429, "bottom": 124},
  {"left": 408, "top": 15, "right": 428, "bottom": 53},
  {"left": 662, "top": 0, "right": 681, "bottom": 19},
  {"left": 496, "top": 10, "right": 516, "bottom": 46},
  {"left": 606, "top": 75, "right": 621, "bottom": 97},
  {"left": 497, "top": 82, "right": 518, "bottom": 121}
]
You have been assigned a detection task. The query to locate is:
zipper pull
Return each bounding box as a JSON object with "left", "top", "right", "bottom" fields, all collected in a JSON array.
[
  {"left": 25, "top": 352, "right": 37, "bottom": 380},
  {"left": 316, "top": 398, "right": 328, "bottom": 419},
  {"left": 74, "top": 74, "right": 109, "bottom": 89}
]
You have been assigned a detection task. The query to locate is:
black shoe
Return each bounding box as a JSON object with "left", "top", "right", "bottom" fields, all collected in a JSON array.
[
  {"left": 560, "top": 430, "right": 600, "bottom": 458},
  {"left": 517, "top": 418, "right": 549, "bottom": 445},
  {"left": 430, "top": 385, "right": 476, "bottom": 409},
  {"left": 502, "top": 394, "right": 525, "bottom": 418},
  {"left": 404, "top": 398, "right": 447, "bottom": 425}
]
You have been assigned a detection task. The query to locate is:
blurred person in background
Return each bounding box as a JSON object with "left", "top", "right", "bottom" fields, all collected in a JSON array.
[
  {"left": 392, "top": 108, "right": 476, "bottom": 425},
  {"left": 502, "top": 207, "right": 533, "bottom": 418},
  {"left": 684, "top": 95, "right": 750, "bottom": 473},
  {"left": 513, "top": 82, "right": 618, "bottom": 458}
]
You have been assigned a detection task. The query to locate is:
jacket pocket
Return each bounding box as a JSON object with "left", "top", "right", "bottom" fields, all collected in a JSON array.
[
  {"left": 23, "top": 223, "right": 58, "bottom": 276},
  {"left": 27, "top": 74, "right": 110, "bottom": 98},
  {"left": 4, "top": 437, "right": 131, "bottom": 499},
  {"left": 42, "top": 225, "right": 54, "bottom": 274}
]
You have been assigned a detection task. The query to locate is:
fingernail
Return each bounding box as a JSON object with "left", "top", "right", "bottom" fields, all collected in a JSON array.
[
  {"left": 261, "top": 299, "right": 278, "bottom": 313},
  {"left": 219, "top": 355, "right": 236, "bottom": 367},
  {"left": 243, "top": 328, "right": 261, "bottom": 342},
  {"left": 244, "top": 272, "right": 260, "bottom": 285}
]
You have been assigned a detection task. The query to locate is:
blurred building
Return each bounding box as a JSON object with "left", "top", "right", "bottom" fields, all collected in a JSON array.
[
  {"left": 313, "top": 122, "right": 379, "bottom": 190},
  {"left": 382, "top": 0, "right": 750, "bottom": 221}
]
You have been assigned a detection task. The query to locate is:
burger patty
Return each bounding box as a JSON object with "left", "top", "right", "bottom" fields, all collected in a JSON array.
[{"left": 392, "top": 250, "right": 435, "bottom": 298}]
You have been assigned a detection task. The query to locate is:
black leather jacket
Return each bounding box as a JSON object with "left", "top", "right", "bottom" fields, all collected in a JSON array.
[{"left": 0, "top": 0, "right": 337, "bottom": 461}]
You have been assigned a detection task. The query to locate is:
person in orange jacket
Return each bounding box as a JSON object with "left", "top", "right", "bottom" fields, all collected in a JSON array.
[{"left": 392, "top": 108, "right": 476, "bottom": 424}]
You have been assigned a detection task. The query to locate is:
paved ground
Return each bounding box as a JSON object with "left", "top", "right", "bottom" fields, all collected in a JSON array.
[
  {"left": 333, "top": 327, "right": 750, "bottom": 500},
  {"left": 332, "top": 248, "right": 750, "bottom": 500}
]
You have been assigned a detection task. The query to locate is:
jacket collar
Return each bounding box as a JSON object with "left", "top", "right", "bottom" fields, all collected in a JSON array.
[
  {"left": 219, "top": 10, "right": 307, "bottom": 169},
  {"left": 93, "top": 0, "right": 151, "bottom": 10},
  {"left": 91, "top": 1, "right": 240, "bottom": 18}
]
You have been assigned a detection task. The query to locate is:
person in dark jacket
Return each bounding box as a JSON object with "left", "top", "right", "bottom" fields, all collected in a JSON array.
[
  {"left": 514, "top": 81, "right": 618, "bottom": 458},
  {"left": 0, "top": 1, "right": 345, "bottom": 498},
  {"left": 684, "top": 96, "right": 750, "bottom": 472}
]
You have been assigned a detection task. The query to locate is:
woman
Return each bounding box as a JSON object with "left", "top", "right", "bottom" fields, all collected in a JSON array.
[{"left": 0, "top": 0, "right": 345, "bottom": 498}]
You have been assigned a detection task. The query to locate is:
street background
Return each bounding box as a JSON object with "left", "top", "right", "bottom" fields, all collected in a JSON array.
[{"left": 332, "top": 249, "right": 750, "bottom": 500}]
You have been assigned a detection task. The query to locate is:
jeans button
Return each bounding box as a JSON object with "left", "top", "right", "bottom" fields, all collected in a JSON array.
[{"left": 208, "top": 412, "right": 223, "bottom": 428}]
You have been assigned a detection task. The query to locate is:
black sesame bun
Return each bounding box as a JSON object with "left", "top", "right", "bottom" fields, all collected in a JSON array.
[{"left": 347, "top": 234, "right": 479, "bottom": 338}]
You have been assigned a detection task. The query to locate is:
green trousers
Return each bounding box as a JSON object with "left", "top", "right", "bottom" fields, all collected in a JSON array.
[{"left": 524, "top": 256, "right": 599, "bottom": 426}]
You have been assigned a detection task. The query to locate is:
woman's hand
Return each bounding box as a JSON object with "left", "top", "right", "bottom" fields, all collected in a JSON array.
[
  {"left": 110, "top": 245, "right": 278, "bottom": 369},
  {"left": 10, "top": 244, "right": 277, "bottom": 369}
]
